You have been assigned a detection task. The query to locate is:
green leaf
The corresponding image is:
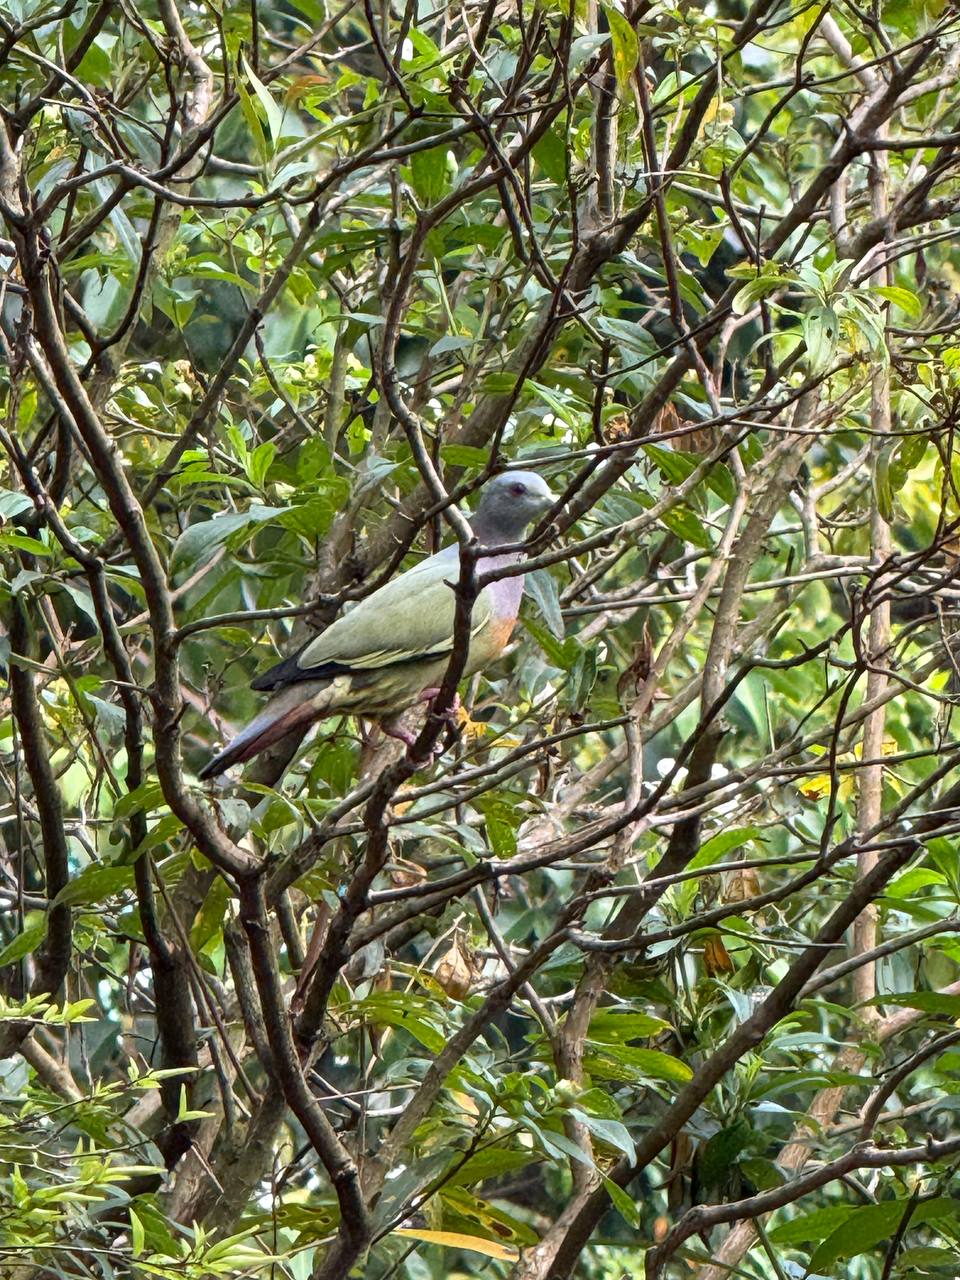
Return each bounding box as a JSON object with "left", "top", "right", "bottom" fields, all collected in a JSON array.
[
  {"left": 170, "top": 506, "right": 285, "bottom": 572},
  {"left": 446, "top": 1149, "right": 538, "bottom": 1186},
  {"left": 236, "top": 75, "right": 269, "bottom": 163},
  {"left": 356, "top": 992, "right": 446, "bottom": 1052},
  {"left": 532, "top": 125, "right": 568, "bottom": 184},
  {"left": 875, "top": 444, "right": 895, "bottom": 525},
  {"left": 430, "top": 335, "right": 472, "bottom": 356},
  {"left": 870, "top": 992, "right": 960, "bottom": 1015},
  {"left": 769, "top": 1204, "right": 854, "bottom": 1245},
  {"left": 886, "top": 868, "right": 946, "bottom": 897},
  {"left": 247, "top": 442, "right": 277, "bottom": 490},
  {"left": 439, "top": 445, "right": 491, "bottom": 468},
  {"left": 527, "top": 569, "right": 564, "bottom": 640},
  {"left": 129, "top": 1207, "right": 144, "bottom": 1257},
  {"left": 113, "top": 782, "right": 166, "bottom": 821},
  {"left": 522, "top": 615, "right": 578, "bottom": 669},
  {"left": 60, "top": 582, "right": 97, "bottom": 623},
  {"left": 659, "top": 505, "right": 712, "bottom": 549},
  {"left": 132, "top": 813, "right": 184, "bottom": 857},
  {"left": 706, "top": 462, "right": 736, "bottom": 505},
  {"left": 570, "top": 1109, "right": 636, "bottom": 1162},
  {"left": 53, "top": 864, "right": 135, "bottom": 908},
  {"left": 0, "top": 490, "right": 34, "bottom": 521},
  {"left": 644, "top": 443, "right": 697, "bottom": 486},
  {"left": 8, "top": 568, "right": 43, "bottom": 596},
  {"left": 731, "top": 268, "right": 789, "bottom": 314},
  {"left": 567, "top": 646, "right": 598, "bottom": 711},
  {"left": 682, "top": 222, "right": 725, "bottom": 268},
  {"left": 0, "top": 532, "right": 52, "bottom": 556},
  {"left": 410, "top": 146, "right": 450, "bottom": 204},
  {"left": 602, "top": 1175, "right": 642, "bottom": 1228},
  {"left": 809, "top": 1198, "right": 959, "bottom": 1271},
  {"left": 93, "top": 177, "right": 141, "bottom": 264},
  {"left": 875, "top": 284, "right": 922, "bottom": 321},
  {"left": 890, "top": 434, "right": 929, "bottom": 488},
  {"left": 846, "top": 297, "right": 887, "bottom": 356},
  {"left": 404, "top": 26, "right": 442, "bottom": 60},
  {"left": 739, "top": 1157, "right": 784, "bottom": 1191},
  {"left": 526, "top": 379, "right": 587, "bottom": 432},
  {"left": 528, "top": 1121, "right": 596, "bottom": 1167},
  {"left": 242, "top": 54, "right": 285, "bottom": 142},
  {"left": 574, "top": 1087, "right": 627, "bottom": 1120},
  {"left": 697, "top": 826, "right": 761, "bottom": 862},
  {"left": 603, "top": 6, "right": 639, "bottom": 92},
  {"left": 896, "top": 1244, "right": 960, "bottom": 1271},
  {"left": 190, "top": 876, "right": 231, "bottom": 953},
  {"left": 803, "top": 305, "right": 839, "bottom": 375},
  {"left": 0, "top": 915, "right": 47, "bottom": 968},
  {"left": 476, "top": 796, "right": 519, "bottom": 858},
  {"left": 587, "top": 1009, "right": 671, "bottom": 1041},
  {"left": 584, "top": 1043, "right": 693, "bottom": 1084},
  {"left": 480, "top": 371, "right": 520, "bottom": 395},
  {"left": 700, "top": 1117, "right": 752, "bottom": 1188}
]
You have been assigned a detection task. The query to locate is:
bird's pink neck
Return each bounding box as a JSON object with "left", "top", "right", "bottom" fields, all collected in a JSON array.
[{"left": 478, "top": 551, "right": 525, "bottom": 619}]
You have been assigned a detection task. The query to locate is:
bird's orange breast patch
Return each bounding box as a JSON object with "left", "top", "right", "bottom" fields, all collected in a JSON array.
[{"left": 488, "top": 617, "right": 516, "bottom": 654}]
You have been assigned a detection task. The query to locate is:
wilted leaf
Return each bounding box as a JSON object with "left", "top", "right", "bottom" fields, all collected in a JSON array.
[
  {"left": 702, "top": 934, "right": 734, "bottom": 976},
  {"left": 392, "top": 1228, "right": 519, "bottom": 1261},
  {"left": 434, "top": 936, "right": 477, "bottom": 1000}
]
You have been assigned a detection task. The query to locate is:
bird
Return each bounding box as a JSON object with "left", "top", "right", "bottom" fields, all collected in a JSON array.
[{"left": 198, "top": 471, "right": 555, "bottom": 779}]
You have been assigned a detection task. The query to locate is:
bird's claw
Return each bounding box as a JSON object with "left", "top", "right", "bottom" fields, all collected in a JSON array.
[
  {"left": 419, "top": 688, "right": 462, "bottom": 723},
  {"left": 381, "top": 691, "right": 465, "bottom": 767},
  {"left": 381, "top": 717, "right": 435, "bottom": 767}
]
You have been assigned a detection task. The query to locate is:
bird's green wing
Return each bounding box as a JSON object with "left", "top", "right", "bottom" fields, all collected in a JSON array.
[{"left": 297, "top": 559, "right": 491, "bottom": 672}]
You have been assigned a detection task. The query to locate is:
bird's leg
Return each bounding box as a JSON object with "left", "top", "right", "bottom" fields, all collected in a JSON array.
[
  {"left": 380, "top": 713, "right": 437, "bottom": 768},
  {"left": 380, "top": 718, "right": 419, "bottom": 750},
  {"left": 380, "top": 690, "right": 463, "bottom": 765},
  {"left": 418, "top": 688, "right": 462, "bottom": 722}
]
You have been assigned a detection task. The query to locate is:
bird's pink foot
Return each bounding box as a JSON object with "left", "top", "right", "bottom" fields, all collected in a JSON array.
[
  {"left": 381, "top": 716, "right": 434, "bottom": 766},
  {"left": 381, "top": 692, "right": 462, "bottom": 766},
  {"left": 418, "top": 688, "right": 462, "bottom": 722},
  {"left": 381, "top": 719, "right": 418, "bottom": 750}
]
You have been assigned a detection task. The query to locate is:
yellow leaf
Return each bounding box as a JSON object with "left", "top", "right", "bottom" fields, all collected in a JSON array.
[
  {"left": 449, "top": 1089, "right": 480, "bottom": 1117},
  {"left": 392, "top": 1229, "right": 520, "bottom": 1261},
  {"left": 798, "top": 773, "right": 831, "bottom": 799},
  {"left": 456, "top": 704, "right": 489, "bottom": 741},
  {"left": 698, "top": 95, "right": 720, "bottom": 135},
  {"left": 798, "top": 761, "right": 856, "bottom": 802}
]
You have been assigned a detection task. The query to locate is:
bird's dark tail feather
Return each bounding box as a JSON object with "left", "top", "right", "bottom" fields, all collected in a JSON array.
[{"left": 198, "top": 688, "right": 321, "bottom": 780}]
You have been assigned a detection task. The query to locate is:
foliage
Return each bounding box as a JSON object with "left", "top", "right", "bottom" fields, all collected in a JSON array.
[{"left": 1, "top": 1, "right": 960, "bottom": 1279}]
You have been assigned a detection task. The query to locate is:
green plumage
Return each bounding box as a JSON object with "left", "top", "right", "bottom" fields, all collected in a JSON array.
[
  {"left": 296, "top": 554, "right": 494, "bottom": 673},
  {"left": 199, "top": 472, "right": 554, "bottom": 779}
]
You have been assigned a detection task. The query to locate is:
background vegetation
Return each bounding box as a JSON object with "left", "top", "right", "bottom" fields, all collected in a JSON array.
[{"left": 2, "top": 0, "right": 960, "bottom": 1276}]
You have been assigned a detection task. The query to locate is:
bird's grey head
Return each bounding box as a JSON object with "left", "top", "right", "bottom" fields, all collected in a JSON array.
[{"left": 470, "top": 471, "right": 555, "bottom": 543}]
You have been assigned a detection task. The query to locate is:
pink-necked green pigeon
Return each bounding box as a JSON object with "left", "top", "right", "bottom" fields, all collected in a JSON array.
[{"left": 199, "top": 471, "right": 553, "bottom": 779}]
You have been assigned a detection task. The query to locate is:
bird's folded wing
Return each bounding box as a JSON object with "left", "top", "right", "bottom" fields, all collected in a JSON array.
[{"left": 295, "top": 569, "right": 492, "bottom": 673}]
